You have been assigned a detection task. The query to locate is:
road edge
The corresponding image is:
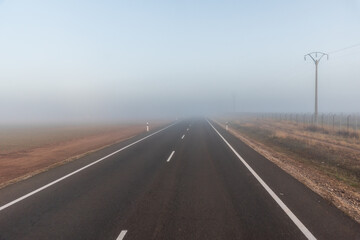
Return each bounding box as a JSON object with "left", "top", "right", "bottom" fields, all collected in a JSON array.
[{"left": 212, "top": 119, "right": 360, "bottom": 224}]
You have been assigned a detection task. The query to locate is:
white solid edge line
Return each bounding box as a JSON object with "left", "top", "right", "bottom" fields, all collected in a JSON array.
[
  {"left": 206, "top": 120, "right": 316, "bottom": 240},
  {"left": 166, "top": 151, "right": 175, "bottom": 162},
  {"left": 181, "top": 134, "right": 185, "bottom": 139},
  {"left": 116, "top": 230, "right": 127, "bottom": 240},
  {"left": 0, "top": 122, "right": 177, "bottom": 212}
]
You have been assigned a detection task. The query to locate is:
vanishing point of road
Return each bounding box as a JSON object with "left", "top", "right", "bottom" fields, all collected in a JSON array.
[{"left": 0, "top": 119, "right": 359, "bottom": 239}]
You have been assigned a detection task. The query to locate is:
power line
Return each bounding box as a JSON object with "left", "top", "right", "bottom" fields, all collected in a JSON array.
[{"left": 328, "top": 43, "right": 360, "bottom": 54}]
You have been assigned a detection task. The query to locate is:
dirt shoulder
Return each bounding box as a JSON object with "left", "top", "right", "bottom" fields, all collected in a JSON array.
[
  {"left": 215, "top": 119, "right": 360, "bottom": 224},
  {"left": 0, "top": 122, "right": 167, "bottom": 189}
]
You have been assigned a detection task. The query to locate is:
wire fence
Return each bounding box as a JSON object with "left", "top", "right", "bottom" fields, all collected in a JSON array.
[{"left": 247, "top": 113, "right": 360, "bottom": 137}]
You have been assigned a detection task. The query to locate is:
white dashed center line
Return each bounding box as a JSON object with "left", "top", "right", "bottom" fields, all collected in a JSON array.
[
  {"left": 116, "top": 230, "right": 127, "bottom": 240},
  {"left": 166, "top": 151, "right": 175, "bottom": 162},
  {"left": 181, "top": 134, "right": 185, "bottom": 139}
]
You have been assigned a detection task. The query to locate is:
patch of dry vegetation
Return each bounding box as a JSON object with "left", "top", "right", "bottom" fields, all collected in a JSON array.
[
  {"left": 216, "top": 117, "right": 360, "bottom": 223},
  {"left": 0, "top": 122, "right": 167, "bottom": 188}
]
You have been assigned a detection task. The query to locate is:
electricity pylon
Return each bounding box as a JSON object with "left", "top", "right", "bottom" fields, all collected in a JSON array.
[{"left": 304, "top": 52, "right": 328, "bottom": 125}]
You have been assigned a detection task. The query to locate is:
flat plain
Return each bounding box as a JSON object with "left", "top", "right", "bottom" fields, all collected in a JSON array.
[{"left": 0, "top": 123, "right": 163, "bottom": 188}]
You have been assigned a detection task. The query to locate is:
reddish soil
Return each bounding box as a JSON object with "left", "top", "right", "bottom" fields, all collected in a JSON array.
[{"left": 0, "top": 123, "right": 166, "bottom": 188}]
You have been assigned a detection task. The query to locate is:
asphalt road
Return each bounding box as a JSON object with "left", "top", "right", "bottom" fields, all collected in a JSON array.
[{"left": 0, "top": 119, "right": 359, "bottom": 240}]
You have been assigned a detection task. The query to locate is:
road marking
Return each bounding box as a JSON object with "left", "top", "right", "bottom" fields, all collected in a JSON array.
[
  {"left": 181, "top": 134, "right": 185, "bottom": 139},
  {"left": 0, "top": 122, "right": 177, "bottom": 212},
  {"left": 207, "top": 120, "right": 316, "bottom": 240},
  {"left": 116, "top": 230, "right": 127, "bottom": 240},
  {"left": 187, "top": 128, "right": 189, "bottom": 131},
  {"left": 166, "top": 151, "right": 175, "bottom": 162}
]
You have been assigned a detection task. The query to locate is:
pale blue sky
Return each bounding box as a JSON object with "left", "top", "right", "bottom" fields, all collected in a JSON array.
[{"left": 0, "top": 0, "right": 360, "bottom": 123}]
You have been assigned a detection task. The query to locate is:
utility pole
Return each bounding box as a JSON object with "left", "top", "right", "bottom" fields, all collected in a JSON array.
[{"left": 304, "top": 52, "right": 328, "bottom": 125}]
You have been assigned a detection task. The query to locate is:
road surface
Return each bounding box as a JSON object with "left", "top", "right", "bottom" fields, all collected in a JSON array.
[{"left": 0, "top": 119, "right": 359, "bottom": 239}]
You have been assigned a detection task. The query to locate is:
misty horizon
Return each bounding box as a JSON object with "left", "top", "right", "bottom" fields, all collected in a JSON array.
[{"left": 1, "top": 0, "right": 360, "bottom": 124}]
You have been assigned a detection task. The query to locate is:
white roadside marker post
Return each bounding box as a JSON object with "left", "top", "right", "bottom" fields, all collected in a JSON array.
[
  {"left": 146, "top": 122, "right": 149, "bottom": 132},
  {"left": 226, "top": 122, "right": 229, "bottom": 131}
]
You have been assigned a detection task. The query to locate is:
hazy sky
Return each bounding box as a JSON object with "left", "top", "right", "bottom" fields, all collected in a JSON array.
[{"left": 1, "top": 0, "right": 360, "bottom": 123}]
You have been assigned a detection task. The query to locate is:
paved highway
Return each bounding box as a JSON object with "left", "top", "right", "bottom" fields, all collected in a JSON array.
[{"left": 0, "top": 119, "right": 359, "bottom": 239}]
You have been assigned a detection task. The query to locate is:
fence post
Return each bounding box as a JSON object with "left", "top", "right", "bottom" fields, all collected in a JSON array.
[
  {"left": 356, "top": 115, "right": 358, "bottom": 133},
  {"left": 340, "top": 116, "right": 342, "bottom": 132}
]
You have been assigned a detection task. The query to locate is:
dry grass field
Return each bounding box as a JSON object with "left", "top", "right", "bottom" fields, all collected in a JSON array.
[
  {"left": 217, "top": 117, "right": 360, "bottom": 223},
  {"left": 0, "top": 122, "right": 166, "bottom": 188}
]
